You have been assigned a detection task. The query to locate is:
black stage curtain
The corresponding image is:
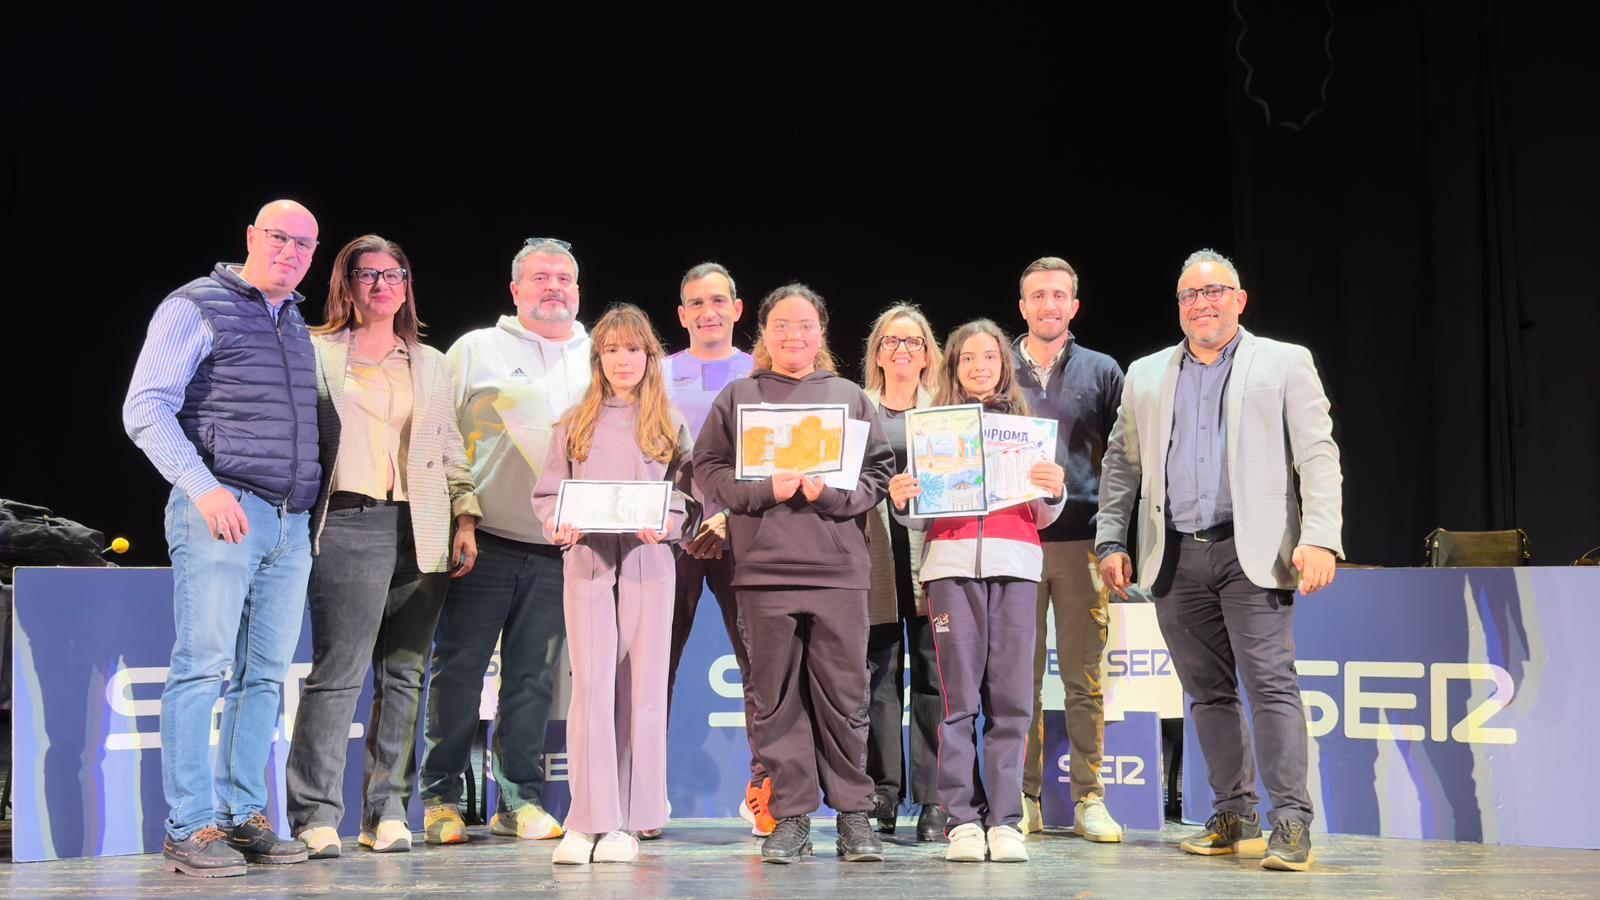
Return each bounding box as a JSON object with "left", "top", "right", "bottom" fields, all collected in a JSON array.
[{"left": 1219, "top": 0, "right": 1598, "bottom": 566}]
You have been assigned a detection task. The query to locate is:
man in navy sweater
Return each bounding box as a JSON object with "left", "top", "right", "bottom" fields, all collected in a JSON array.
[{"left": 1010, "top": 257, "right": 1127, "bottom": 843}]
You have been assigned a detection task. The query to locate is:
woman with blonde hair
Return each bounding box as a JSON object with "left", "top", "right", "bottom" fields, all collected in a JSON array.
[
  {"left": 287, "top": 234, "right": 480, "bottom": 857},
  {"left": 532, "top": 303, "right": 694, "bottom": 865},
  {"left": 858, "top": 303, "right": 948, "bottom": 841}
]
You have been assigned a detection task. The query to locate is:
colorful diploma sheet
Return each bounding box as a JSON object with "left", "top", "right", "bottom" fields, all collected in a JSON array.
[
  {"left": 982, "top": 412, "right": 1058, "bottom": 511},
  {"left": 906, "top": 404, "right": 987, "bottom": 517},
  {"left": 554, "top": 480, "right": 672, "bottom": 533},
  {"left": 735, "top": 403, "right": 849, "bottom": 480}
]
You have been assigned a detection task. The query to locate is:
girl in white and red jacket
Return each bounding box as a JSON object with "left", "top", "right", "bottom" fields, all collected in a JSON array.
[{"left": 889, "top": 318, "right": 1064, "bottom": 865}]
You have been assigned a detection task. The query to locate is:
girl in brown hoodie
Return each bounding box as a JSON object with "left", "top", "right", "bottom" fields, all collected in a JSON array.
[{"left": 692, "top": 283, "right": 895, "bottom": 863}]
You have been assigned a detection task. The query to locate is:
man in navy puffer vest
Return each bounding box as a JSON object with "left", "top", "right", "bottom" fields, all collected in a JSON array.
[{"left": 124, "top": 200, "right": 322, "bottom": 878}]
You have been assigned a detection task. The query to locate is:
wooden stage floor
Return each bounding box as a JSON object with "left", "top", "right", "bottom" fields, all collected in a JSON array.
[{"left": 3, "top": 818, "right": 1596, "bottom": 898}]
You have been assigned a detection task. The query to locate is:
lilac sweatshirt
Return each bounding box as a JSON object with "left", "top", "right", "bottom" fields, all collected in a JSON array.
[{"left": 531, "top": 397, "right": 695, "bottom": 541}]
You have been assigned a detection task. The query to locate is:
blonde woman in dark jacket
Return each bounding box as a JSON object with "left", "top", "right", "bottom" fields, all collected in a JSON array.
[{"left": 859, "top": 303, "right": 947, "bottom": 841}]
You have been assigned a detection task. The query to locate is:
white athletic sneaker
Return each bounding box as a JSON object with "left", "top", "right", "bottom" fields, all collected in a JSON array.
[
  {"left": 987, "top": 824, "right": 1029, "bottom": 862},
  {"left": 1074, "top": 797, "right": 1124, "bottom": 843},
  {"left": 592, "top": 831, "right": 640, "bottom": 863},
  {"left": 359, "top": 819, "right": 412, "bottom": 853},
  {"left": 298, "top": 825, "right": 341, "bottom": 859},
  {"left": 945, "top": 822, "right": 987, "bottom": 862},
  {"left": 490, "top": 804, "right": 564, "bottom": 840},
  {"left": 1019, "top": 794, "right": 1044, "bottom": 834},
  {"left": 552, "top": 830, "right": 597, "bottom": 865}
]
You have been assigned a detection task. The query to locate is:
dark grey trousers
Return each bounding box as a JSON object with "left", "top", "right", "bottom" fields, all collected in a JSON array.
[
  {"left": 866, "top": 605, "right": 940, "bottom": 807},
  {"left": 1152, "top": 533, "right": 1313, "bottom": 827},
  {"left": 737, "top": 586, "right": 874, "bottom": 820},
  {"left": 286, "top": 503, "right": 448, "bottom": 831},
  {"left": 926, "top": 578, "right": 1036, "bottom": 829},
  {"left": 666, "top": 549, "right": 767, "bottom": 784}
]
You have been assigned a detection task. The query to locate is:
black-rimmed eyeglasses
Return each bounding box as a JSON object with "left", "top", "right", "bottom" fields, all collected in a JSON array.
[
  {"left": 351, "top": 267, "right": 409, "bottom": 286},
  {"left": 879, "top": 335, "right": 927, "bottom": 352},
  {"left": 1176, "top": 284, "right": 1236, "bottom": 306}
]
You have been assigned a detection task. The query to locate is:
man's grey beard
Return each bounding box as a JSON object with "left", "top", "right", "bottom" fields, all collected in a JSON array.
[{"left": 532, "top": 303, "right": 574, "bottom": 323}]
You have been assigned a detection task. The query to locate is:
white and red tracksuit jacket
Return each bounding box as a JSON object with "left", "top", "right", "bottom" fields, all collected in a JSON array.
[{"left": 896, "top": 496, "right": 1064, "bottom": 583}]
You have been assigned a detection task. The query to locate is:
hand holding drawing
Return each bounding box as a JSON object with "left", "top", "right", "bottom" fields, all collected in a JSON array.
[
  {"left": 771, "top": 471, "right": 804, "bottom": 502},
  {"left": 800, "top": 475, "right": 826, "bottom": 503},
  {"left": 637, "top": 527, "right": 663, "bottom": 545},
  {"left": 888, "top": 472, "right": 922, "bottom": 512},
  {"left": 546, "top": 515, "right": 583, "bottom": 547},
  {"left": 1028, "top": 461, "right": 1066, "bottom": 499}
]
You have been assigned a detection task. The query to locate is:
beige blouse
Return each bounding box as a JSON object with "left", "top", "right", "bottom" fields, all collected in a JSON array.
[{"left": 330, "top": 342, "right": 413, "bottom": 501}]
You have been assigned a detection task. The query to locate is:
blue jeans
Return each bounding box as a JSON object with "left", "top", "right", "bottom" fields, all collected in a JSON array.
[
  {"left": 161, "top": 485, "right": 311, "bottom": 840},
  {"left": 421, "top": 531, "right": 566, "bottom": 813}
]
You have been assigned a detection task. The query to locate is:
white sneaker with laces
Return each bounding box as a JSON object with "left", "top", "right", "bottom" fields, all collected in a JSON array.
[
  {"left": 592, "top": 830, "right": 639, "bottom": 863},
  {"left": 945, "top": 822, "right": 987, "bottom": 862},
  {"left": 552, "top": 830, "right": 597, "bottom": 865},
  {"left": 1019, "top": 794, "right": 1044, "bottom": 834},
  {"left": 490, "top": 804, "right": 564, "bottom": 840},
  {"left": 1074, "top": 797, "right": 1124, "bottom": 843},
  {"left": 987, "top": 824, "right": 1029, "bottom": 862}
]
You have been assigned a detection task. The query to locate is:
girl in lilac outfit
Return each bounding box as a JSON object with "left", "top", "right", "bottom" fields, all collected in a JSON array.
[{"left": 532, "top": 304, "right": 693, "bottom": 865}]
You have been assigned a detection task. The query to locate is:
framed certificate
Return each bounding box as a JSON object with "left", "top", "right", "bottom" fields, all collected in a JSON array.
[
  {"left": 906, "top": 404, "right": 988, "bottom": 517},
  {"left": 553, "top": 480, "right": 672, "bottom": 533},
  {"left": 735, "top": 403, "right": 849, "bottom": 480}
]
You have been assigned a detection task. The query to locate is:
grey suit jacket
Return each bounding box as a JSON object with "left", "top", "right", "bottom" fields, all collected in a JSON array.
[
  {"left": 310, "top": 332, "right": 482, "bottom": 572},
  {"left": 1096, "top": 326, "right": 1343, "bottom": 591}
]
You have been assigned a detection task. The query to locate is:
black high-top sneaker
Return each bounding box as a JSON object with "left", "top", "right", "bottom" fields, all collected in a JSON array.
[
  {"left": 835, "top": 811, "right": 885, "bottom": 862},
  {"left": 761, "top": 815, "right": 813, "bottom": 864}
]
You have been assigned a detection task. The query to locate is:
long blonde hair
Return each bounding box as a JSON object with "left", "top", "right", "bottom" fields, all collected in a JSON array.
[
  {"left": 935, "top": 318, "right": 1030, "bottom": 415},
  {"left": 861, "top": 302, "right": 941, "bottom": 396},
  {"left": 750, "top": 282, "right": 839, "bottom": 374},
  {"left": 561, "top": 303, "right": 679, "bottom": 463}
]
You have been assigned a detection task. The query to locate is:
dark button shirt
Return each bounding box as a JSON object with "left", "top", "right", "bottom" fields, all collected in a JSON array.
[{"left": 1166, "top": 330, "right": 1242, "bottom": 533}]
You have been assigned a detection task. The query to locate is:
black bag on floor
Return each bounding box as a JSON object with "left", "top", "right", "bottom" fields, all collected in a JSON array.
[
  {"left": 1424, "top": 527, "right": 1531, "bottom": 567},
  {"left": 0, "top": 499, "right": 110, "bottom": 583}
]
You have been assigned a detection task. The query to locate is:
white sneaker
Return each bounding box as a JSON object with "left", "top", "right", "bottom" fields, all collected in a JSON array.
[
  {"left": 1074, "top": 797, "right": 1124, "bottom": 843},
  {"left": 552, "top": 830, "right": 597, "bottom": 865},
  {"left": 359, "top": 819, "right": 412, "bottom": 853},
  {"left": 1019, "top": 794, "right": 1044, "bottom": 834},
  {"left": 298, "top": 825, "right": 341, "bottom": 859},
  {"left": 945, "top": 822, "right": 986, "bottom": 862},
  {"left": 592, "top": 830, "right": 639, "bottom": 863},
  {"left": 490, "top": 804, "right": 564, "bottom": 840},
  {"left": 987, "top": 824, "right": 1029, "bottom": 862}
]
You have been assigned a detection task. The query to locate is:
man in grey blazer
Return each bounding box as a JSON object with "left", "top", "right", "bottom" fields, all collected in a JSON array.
[{"left": 1096, "top": 249, "right": 1342, "bottom": 872}]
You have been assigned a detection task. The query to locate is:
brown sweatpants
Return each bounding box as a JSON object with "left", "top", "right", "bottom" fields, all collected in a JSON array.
[
  {"left": 737, "top": 586, "right": 874, "bottom": 820},
  {"left": 1023, "top": 539, "right": 1109, "bottom": 802}
]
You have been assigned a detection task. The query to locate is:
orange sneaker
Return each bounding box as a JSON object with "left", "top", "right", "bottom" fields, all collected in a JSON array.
[{"left": 740, "top": 777, "right": 776, "bottom": 837}]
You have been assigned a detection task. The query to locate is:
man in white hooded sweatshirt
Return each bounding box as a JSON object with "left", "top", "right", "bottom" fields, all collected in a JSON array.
[{"left": 419, "top": 238, "right": 592, "bottom": 844}]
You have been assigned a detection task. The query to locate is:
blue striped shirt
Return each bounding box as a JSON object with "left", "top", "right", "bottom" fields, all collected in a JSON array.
[{"left": 122, "top": 266, "right": 287, "bottom": 501}]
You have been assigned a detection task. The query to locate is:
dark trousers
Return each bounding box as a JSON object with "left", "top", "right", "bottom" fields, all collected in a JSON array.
[
  {"left": 1153, "top": 534, "right": 1313, "bottom": 827},
  {"left": 286, "top": 504, "right": 448, "bottom": 831},
  {"left": 865, "top": 602, "right": 940, "bottom": 807},
  {"left": 420, "top": 530, "right": 567, "bottom": 813},
  {"left": 926, "top": 578, "right": 1037, "bottom": 829},
  {"left": 666, "top": 550, "right": 766, "bottom": 784},
  {"left": 737, "top": 586, "right": 874, "bottom": 820}
]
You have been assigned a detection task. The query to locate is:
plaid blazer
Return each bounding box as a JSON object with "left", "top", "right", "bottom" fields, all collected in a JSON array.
[{"left": 309, "top": 332, "right": 481, "bottom": 572}]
